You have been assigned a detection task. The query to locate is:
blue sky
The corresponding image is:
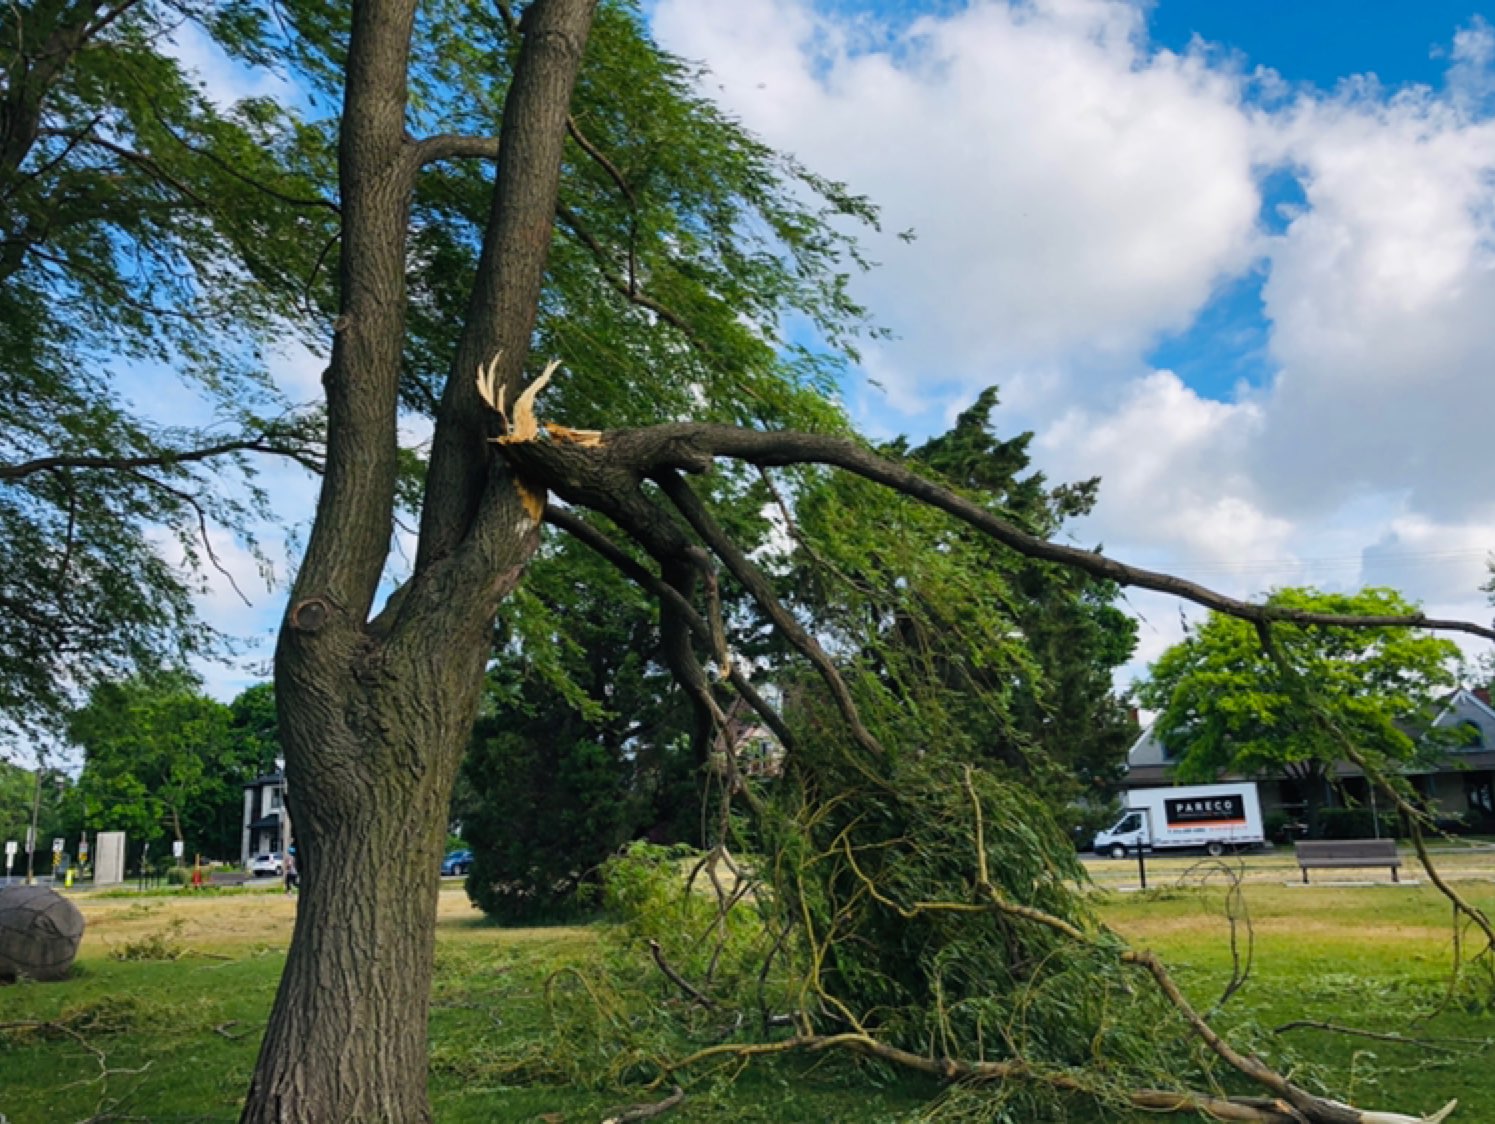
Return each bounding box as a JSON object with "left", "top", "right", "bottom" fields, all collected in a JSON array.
[
  {"left": 1147, "top": 1, "right": 1486, "bottom": 90},
  {"left": 155, "top": 0, "right": 1495, "bottom": 704}
]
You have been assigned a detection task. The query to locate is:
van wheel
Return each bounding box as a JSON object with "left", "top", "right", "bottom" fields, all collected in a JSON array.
[
  {"left": 1109, "top": 844, "right": 1127, "bottom": 860},
  {"left": 1206, "top": 841, "right": 1225, "bottom": 857}
]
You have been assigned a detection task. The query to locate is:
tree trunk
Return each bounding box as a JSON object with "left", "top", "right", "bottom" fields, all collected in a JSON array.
[
  {"left": 240, "top": 652, "right": 485, "bottom": 1124},
  {"left": 237, "top": 0, "right": 598, "bottom": 1117}
]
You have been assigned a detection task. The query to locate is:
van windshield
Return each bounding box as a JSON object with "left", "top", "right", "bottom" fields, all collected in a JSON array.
[{"left": 1113, "top": 812, "right": 1141, "bottom": 834}]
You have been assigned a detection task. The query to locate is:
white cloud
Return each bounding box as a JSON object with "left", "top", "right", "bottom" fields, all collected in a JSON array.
[
  {"left": 1036, "top": 370, "right": 1288, "bottom": 565},
  {"left": 653, "top": 1, "right": 1495, "bottom": 680},
  {"left": 654, "top": 0, "right": 1261, "bottom": 401},
  {"left": 167, "top": 23, "right": 294, "bottom": 109},
  {"left": 1251, "top": 81, "right": 1495, "bottom": 521}
]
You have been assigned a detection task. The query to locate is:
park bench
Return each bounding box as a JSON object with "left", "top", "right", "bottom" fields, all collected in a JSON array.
[
  {"left": 1294, "top": 839, "right": 1401, "bottom": 883},
  {"left": 208, "top": 871, "right": 250, "bottom": 887}
]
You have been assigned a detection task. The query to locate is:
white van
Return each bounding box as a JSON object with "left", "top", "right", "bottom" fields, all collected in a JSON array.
[{"left": 1093, "top": 782, "right": 1264, "bottom": 858}]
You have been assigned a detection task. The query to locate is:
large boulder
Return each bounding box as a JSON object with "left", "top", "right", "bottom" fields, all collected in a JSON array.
[{"left": 0, "top": 885, "right": 85, "bottom": 981}]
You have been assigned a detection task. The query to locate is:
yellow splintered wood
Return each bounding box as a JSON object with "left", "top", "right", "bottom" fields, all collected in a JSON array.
[
  {"left": 545, "top": 424, "right": 603, "bottom": 447},
  {"left": 496, "top": 358, "right": 561, "bottom": 444},
  {"left": 515, "top": 480, "right": 547, "bottom": 524},
  {"left": 475, "top": 354, "right": 605, "bottom": 448}
]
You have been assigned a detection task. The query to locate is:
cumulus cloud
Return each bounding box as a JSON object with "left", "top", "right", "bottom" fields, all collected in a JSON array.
[
  {"left": 653, "top": 1, "right": 1495, "bottom": 660},
  {"left": 654, "top": 0, "right": 1261, "bottom": 401},
  {"left": 1037, "top": 370, "right": 1287, "bottom": 564},
  {"left": 1251, "top": 78, "right": 1495, "bottom": 522}
]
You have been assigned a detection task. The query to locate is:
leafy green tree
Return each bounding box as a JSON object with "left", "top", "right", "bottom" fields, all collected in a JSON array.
[
  {"left": 0, "top": 0, "right": 330, "bottom": 742},
  {"left": 68, "top": 673, "right": 270, "bottom": 858},
  {"left": 0, "top": 760, "right": 70, "bottom": 871},
  {"left": 460, "top": 540, "right": 694, "bottom": 921},
  {"left": 1135, "top": 587, "right": 1462, "bottom": 823},
  {"left": 228, "top": 683, "right": 282, "bottom": 772},
  {"left": 906, "top": 389, "right": 1138, "bottom": 803},
  {"left": 774, "top": 388, "right": 1138, "bottom": 815}
]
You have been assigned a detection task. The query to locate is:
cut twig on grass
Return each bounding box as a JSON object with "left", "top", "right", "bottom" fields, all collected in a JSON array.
[
  {"left": 1174, "top": 858, "right": 1256, "bottom": 1011},
  {"left": 1274, "top": 1021, "right": 1494, "bottom": 1054},
  {"left": 600, "top": 1084, "right": 685, "bottom": 1123}
]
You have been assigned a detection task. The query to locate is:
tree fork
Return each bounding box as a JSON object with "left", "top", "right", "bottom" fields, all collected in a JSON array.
[{"left": 246, "top": 1, "right": 596, "bottom": 1121}]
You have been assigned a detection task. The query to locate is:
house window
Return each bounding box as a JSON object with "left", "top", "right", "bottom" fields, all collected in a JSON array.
[
  {"left": 1457, "top": 720, "right": 1485, "bottom": 749},
  {"left": 270, "top": 787, "right": 282, "bottom": 810}
]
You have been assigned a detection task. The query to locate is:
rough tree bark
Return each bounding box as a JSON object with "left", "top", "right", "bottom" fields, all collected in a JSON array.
[{"left": 240, "top": 1, "right": 597, "bottom": 1120}]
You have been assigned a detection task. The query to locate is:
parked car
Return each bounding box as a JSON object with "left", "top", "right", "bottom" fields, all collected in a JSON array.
[
  {"left": 248, "top": 852, "right": 284, "bottom": 877},
  {"left": 441, "top": 849, "right": 473, "bottom": 876}
]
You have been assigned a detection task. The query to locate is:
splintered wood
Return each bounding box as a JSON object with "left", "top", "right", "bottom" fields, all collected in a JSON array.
[{"left": 475, "top": 355, "right": 603, "bottom": 447}]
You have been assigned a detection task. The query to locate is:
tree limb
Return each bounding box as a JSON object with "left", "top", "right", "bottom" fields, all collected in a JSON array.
[
  {"left": 655, "top": 470, "right": 890, "bottom": 762},
  {"left": 1, "top": 432, "right": 322, "bottom": 481},
  {"left": 542, "top": 503, "right": 795, "bottom": 750},
  {"left": 407, "top": 133, "right": 498, "bottom": 170},
  {"left": 600, "top": 1085, "right": 685, "bottom": 1124},
  {"left": 506, "top": 423, "right": 1495, "bottom": 643}
]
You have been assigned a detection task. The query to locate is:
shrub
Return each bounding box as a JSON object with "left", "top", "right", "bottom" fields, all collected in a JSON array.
[{"left": 1314, "top": 807, "right": 1399, "bottom": 840}]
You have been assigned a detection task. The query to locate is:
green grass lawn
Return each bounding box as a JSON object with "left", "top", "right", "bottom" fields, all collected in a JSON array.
[{"left": 1, "top": 880, "right": 1491, "bottom": 1122}]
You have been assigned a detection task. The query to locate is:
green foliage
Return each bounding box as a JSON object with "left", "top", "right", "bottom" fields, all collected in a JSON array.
[
  {"left": 1136, "top": 587, "right": 1462, "bottom": 785},
  {"left": 0, "top": 0, "right": 332, "bottom": 740},
  {"left": 461, "top": 542, "right": 694, "bottom": 922},
  {"left": 309, "top": 0, "right": 881, "bottom": 434},
  {"left": 525, "top": 737, "right": 1257, "bottom": 1118},
  {"left": 775, "top": 388, "right": 1138, "bottom": 813},
  {"left": 227, "top": 684, "right": 281, "bottom": 772},
  {"left": 1313, "top": 806, "right": 1400, "bottom": 840},
  {"left": 601, "top": 842, "right": 771, "bottom": 999},
  {"left": 0, "top": 760, "right": 69, "bottom": 858},
  {"left": 68, "top": 673, "right": 274, "bottom": 857}
]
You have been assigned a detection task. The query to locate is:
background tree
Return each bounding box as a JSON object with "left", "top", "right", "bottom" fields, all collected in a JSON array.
[
  {"left": 228, "top": 683, "right": 282, "bottom": 771},
  {"left": 67, "top": 673, "right": 274, "bottom": 858},
  {"left": 0, "top": 0, "right": 331, "bottom": 744},
  {"left": 0, "top": 760, "right": 69, "bottom": 869},
  {"left": 1135, "top": 586, "right": 1462, "bottom": 827},
  {"left": 774, "top": 388, "right": 1138, "bottom": 823},
  {"left": 459, "top": 538, "right": 696, "bottom": 921}
]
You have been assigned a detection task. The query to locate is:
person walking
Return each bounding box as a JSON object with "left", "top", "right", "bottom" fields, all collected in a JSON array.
[{"left": 283, "top": 850, "right": 298, "bottom": 895}]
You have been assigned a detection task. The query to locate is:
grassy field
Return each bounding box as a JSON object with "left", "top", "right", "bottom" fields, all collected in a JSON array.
[{"left": 2, "top": 867, "right": 1493, "bottom": 1123}]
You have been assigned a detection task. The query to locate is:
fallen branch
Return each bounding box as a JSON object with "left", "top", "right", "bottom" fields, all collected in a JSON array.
[
  {"left": 1274, "top": 1020, "right": 1493, "bottom": 1054},
  {"left": 600, "top": 1084, "right": 685, "bottom": 1123},
  {"left": 648, "top": 939, "right": 717, "bottom": 1009}
]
